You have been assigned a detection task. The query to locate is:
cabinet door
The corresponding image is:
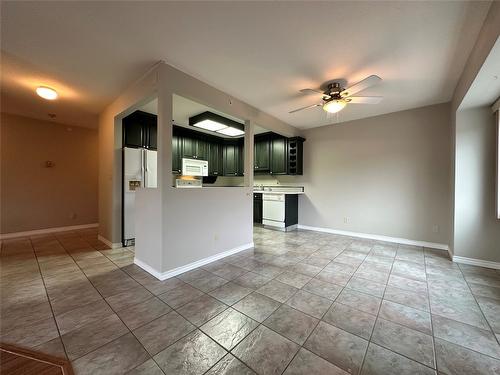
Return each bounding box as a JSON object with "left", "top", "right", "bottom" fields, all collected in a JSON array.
[
  {"left": 181, "top": 137, "right": 196, "bottom": 159},
  {"left": 254, "top": 138, "right": 270, "bottom": 171},
  {"left": 172, "top": 132, "right": 181, "bottom": 173},
  {"left": 208, "top": 142, "right": 222, "bottom": 176},
  {"left": 270, "top": 136, "right": 287, "bottom": 174},
  {"left": 195, "top": 138, "right": 209, "bottom": 160},
  {"left": 238, "top": 141, "right": 245, "bottom": 176},
  {"left": 147, "top": 122, "right": 157, "bottom": 150},
  {"left": 253, "top": 194, "right": 262, "bottom": 223},
  {"left": 123, "top": 120, "right": 144, "bottom": 148},
  {"left": 223, "top": 143, "right": 238, "bottom": 176}
]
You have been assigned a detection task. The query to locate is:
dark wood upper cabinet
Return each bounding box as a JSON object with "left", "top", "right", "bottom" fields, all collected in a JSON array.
[
  {"left": 208, "top": 142, "right": 222, "bottom": 176},
  {"left": 181, "top": 136, "right": 196, "bottom": 159},
  {"left": 172, "top": 129, "right": 182, "bottom": 174},
  {"left": 270, "top": 135, "right": 288, "bottom": 175},
  {"left": 123, "top": 117, "right": 143, "bottom": 148},
  {"left": 196, "top": 138, "right": 209, "bottom": 160},
  {"left": 287, "top": 137, "right": 305, "bottom": 175},
  {"left": 124, "top": 111, "right": 304, "bottom": 176},
  {"left": 223, "top": 141, "right": 239, "bottom": 176},
  {"left": 122, "top": 111, "right": 157, "bottom": 149},
  {"left": 254, "top": 135, "right": 270, "bottom": 171},
  {"left": 238, "top": 140, "right": 245, "bottom": 176},
  {"left": 146, "top": 122, "right": 157, "bottom": 150}
]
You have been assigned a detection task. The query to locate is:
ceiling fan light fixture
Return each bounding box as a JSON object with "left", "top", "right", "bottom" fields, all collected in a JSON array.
[{"left": 323, "top": 100, "right": 346, "bottom": 113}]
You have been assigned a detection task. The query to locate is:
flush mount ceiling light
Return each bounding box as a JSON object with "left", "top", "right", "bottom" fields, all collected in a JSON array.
[
  {"left": 189, "top": 111, "right": 245, "bottom": 137},
  {"left": 323, "top": 99, "right": 346, "bottom": 113},
  {"left": 36, "top": 86, "right": 58, "bottom": 100}
]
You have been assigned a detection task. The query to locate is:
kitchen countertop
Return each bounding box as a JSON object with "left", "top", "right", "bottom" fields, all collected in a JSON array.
[
  {"left": 253, "top": 186, "right": 304, "bottom": 195},
  {"left": 253, "top": 190, "right": 305, "bottom": 195}
]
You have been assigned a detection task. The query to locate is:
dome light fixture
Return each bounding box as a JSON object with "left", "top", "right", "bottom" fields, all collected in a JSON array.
[
  {"left": 323, "top": 99, "right": 346, "bottom": 113},
  {"left": 36, "top": 86, "right": 58, "bottom": 100}
]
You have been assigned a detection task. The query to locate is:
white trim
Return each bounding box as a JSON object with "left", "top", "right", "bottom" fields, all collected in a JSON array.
[
  {"left": 492, "top": 97, "right": 500, "bottom": 113},
  {"left": 97, "top": 235, "right": 122, "bottom": 249},
  {"left": 0, "top": 223, "right": 99, "bottom": 240},
  {"left": 453, "top": 256, "right": 500, "bottom": 270},
  {"left": 447, "top": 248, "right": 454, "bottom": 262},
  {"left": 134, "top": 242, "right": 254, "bottom": 280},
  {"left": 297, "top": 224, "right": 449, "bottom": 251}
]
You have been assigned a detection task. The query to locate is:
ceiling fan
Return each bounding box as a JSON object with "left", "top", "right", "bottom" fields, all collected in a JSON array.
[{"left": 290, "top": 75, "right": 383, "bottom": 114}]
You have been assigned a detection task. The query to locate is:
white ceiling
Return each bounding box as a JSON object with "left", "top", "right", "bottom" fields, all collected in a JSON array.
[
  {"left": 0, "top": 1, "right": 492, "bottom": 129},
  {"left": 140, "top": 95, "right": 269, "bottom": 137}
]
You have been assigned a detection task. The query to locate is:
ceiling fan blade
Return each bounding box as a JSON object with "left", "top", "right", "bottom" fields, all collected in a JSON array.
[
  {"left": 299, "top": 88, "right": 324, "bottom": 95},
  {"left": 345, "top": 96, "right": 383, "bottom": 104},
  {"left": 340, "top": 75, "right": 382, "bottom": 97},
  {"left": 289, "top": 103, "right": 322, "bottom": 114}
]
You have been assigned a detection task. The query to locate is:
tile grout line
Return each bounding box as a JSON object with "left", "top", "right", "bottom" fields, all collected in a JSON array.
[
  {"left": 47, "top": 231, "right": 163, "bottom": 369},
  {"left": 53, "top": 232, "right": 138, "bottom": 363},
  {"left": 426, "top": 252, "right": 500, "bottom": 360},
  {"left": 357, "top": 241, "right": 387, "bottom": 374},
  {"left": 457, "top": 264, "right": 500, "bottom": 346},
  {"left": 279, "top": 236, "right": 369, "bottom": 375},
  {"left": 424, "top": 247, "right": 440, "bottom": 374},
  {"left": 29, "top": 235, "right": 75, "bottom": 362},
  {"left": 425, "top": 251, "right": 500, "bottom": 363}
]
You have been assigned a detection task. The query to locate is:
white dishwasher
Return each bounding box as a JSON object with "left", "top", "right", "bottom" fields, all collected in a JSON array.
[{"left": 262, "top": 194, "right": 286, "bottom": 228}]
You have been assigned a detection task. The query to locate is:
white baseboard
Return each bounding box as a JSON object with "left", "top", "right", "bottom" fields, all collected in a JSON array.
[
  {"left": 0, "top": 223, "right": 99, "bottom": 240},
  {"left": 134, "top": 242, "right": 254, "bottom": 281},
  {"left": 297, "top": 224, "right": 450, "bottom": 251},
  {"left": 97, "top": 235, "right": 123, "bottom": 249},
  {"left": 452, "top": 256, "right": 500, "bottom": 270}
]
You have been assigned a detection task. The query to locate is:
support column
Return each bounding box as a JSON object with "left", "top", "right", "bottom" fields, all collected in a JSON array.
[{"left": 244, "top": 119, "right": 254, "bottom": 188}]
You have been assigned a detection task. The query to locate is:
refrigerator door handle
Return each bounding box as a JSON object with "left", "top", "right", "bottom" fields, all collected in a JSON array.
[{"left": 142, "top": 148, "right": 146, "bottom": 187}]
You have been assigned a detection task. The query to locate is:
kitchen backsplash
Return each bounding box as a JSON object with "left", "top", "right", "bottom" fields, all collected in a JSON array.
[{"left": 202, "top": 174, "right": 282, "bottom": 187}]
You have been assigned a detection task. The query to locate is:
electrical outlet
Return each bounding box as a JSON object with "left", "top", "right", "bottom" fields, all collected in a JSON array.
[
  {"left": 214, "top": 234, "right": 219, "bottom": 241},
  {"left": 343, "top": 217, "right": 349, "bottom": 224},
  {"left": 432, "top": 224, "right": 439, "bottom": 233}
]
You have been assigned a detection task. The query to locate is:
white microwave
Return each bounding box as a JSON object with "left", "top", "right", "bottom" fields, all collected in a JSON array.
[{"left": 182, "top": 158, "right": 208, "bottom": 176}]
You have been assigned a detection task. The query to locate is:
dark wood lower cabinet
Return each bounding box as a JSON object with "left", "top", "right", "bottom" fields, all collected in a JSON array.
[{"left": 253, "top": 194, "right": 263, "bottom": 223}]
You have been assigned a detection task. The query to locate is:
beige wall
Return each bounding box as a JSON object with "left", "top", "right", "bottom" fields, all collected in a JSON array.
[
  {"left": 449, "top": 2, "right": 499, "bottom": 262},
  {"left": 449, "top": 1, "right": 499, "bottom": 255},
  {"left": 454, "top": 107, "right": 500, "bottom": 262},
  {"left": 278, "top": 103, "right": 452, "bottom": 246},
  {"left": 1, "top": 112, "right": 98, "bottom": 234}
]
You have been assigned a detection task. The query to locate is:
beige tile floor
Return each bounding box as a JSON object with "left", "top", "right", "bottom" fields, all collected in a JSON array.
[{"left": 1, "top": 226, "right": 500, "bottom": 374}]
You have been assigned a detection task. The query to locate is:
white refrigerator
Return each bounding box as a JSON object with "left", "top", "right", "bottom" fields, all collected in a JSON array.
[{"left": 123, "top": 147, "right": 157, "bottom": 245}]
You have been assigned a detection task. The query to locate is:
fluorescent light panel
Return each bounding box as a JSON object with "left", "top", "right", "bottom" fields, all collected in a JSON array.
[
  {"left": 216, "top": 127, "right": 245, "bottom": 136},
  {"left": 192, "top": 119, "right": 227, "bottom": 131},
  {"left": 189, "top": 111, "right": 245, "bottom": 137}
]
